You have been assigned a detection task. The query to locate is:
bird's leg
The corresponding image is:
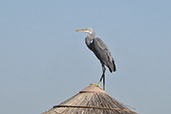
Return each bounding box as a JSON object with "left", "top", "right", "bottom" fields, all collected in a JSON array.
[
  {"left": 98, "top": 64, "right": 106, "bottom": 90},
  {"left": 102, "top": 65, "right": 106, "bottom": 90}
]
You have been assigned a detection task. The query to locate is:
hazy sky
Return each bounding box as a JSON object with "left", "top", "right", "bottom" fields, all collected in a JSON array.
[{"left": 0, "top": 0, "right": 171, "bottom": 114}]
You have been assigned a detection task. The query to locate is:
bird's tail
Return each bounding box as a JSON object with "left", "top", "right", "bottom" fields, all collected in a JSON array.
[{"left": 108, "top": 59, "right": 116, "bottom": 72}]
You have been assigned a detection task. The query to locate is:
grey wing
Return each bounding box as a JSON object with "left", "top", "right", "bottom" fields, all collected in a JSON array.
[
  {"left": 93, "top": 38, "right": 116, "bottom": 72},
  {"left": 95, "top": 38, "right": 109, "bottom": 50}
]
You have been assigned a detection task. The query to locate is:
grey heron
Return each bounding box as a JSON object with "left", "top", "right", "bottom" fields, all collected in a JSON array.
[{"left": 76, "top": 28, "right": 116, "bottom": 90}]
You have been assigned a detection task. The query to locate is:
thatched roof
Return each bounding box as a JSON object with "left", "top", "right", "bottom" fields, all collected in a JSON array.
[{"left": 42, "top": 85, "right": 137, "bottom": 114}]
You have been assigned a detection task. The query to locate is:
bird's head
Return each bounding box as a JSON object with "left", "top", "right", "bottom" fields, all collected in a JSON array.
[{"left": 75, "top": 28, "right": 95, "bottom": 35}]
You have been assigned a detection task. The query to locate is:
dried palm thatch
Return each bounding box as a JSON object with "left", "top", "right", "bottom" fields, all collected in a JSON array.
[{"left": 42, "top": 85, "right": 137, "bottom": 114}]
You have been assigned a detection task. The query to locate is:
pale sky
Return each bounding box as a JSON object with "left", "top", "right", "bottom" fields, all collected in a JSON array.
[{"left": 0, "top": 0, "right": 171, "bottom": 114}]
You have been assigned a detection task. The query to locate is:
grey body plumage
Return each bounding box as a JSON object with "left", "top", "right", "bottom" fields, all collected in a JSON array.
[{"left": 85, "top": 37, "right": 116, "bottom": 72}]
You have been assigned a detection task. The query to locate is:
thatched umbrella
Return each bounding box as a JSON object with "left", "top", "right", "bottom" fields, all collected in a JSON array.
[{"left": 42, "top": 85, "right": 137, "bottom": 114}]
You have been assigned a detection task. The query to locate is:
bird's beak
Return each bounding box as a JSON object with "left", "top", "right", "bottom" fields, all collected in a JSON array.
[{"left": 75, "top": 29, "right": 89, "bottom": 33}]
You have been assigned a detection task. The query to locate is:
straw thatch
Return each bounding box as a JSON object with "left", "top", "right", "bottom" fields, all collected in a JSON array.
[{"left": 42, "top": 85, "right": 137, "bottom": 114}]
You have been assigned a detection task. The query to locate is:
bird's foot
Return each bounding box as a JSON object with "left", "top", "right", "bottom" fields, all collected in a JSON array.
[{"left": 90, "top": 82, "right": 101, "bottom": 88}]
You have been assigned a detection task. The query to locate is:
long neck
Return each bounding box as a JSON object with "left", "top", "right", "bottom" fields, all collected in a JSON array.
[{"left": 85, "top": 33, "right": 95, "bottom": 50}]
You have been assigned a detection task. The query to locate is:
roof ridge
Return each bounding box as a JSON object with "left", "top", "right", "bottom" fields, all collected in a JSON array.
[{"left": 79, "top": 85, "right": 106, "bottom": 94}]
